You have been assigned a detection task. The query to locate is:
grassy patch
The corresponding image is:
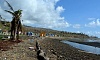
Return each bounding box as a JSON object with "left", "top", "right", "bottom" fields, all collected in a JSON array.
[{"left": 0, "top": 35, "right": 3, "bottom": 40}]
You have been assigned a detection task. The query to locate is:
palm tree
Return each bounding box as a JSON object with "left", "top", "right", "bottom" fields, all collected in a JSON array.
[
  {"left": 0, "top": 15, "right": 2, "bottom": 20},
  {"left": 4, "top": 0, "right": 22, "bottom": 40}
]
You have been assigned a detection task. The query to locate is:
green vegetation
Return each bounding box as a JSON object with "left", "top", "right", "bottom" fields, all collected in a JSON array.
[
  {"left": 0, "top": 35, "right": 3, "bottom": 40},
  {"left": 24, "top": 25, "right": 97, "bottom": 38},
  {"left": 0, "top": 21, "right": 10, "bottom": 30},
  {"left": 5, "top": 0, "right": 22, "bottom": 40},
  {"left": 0, "top": 20, "right": 97, "bottom": 40}
]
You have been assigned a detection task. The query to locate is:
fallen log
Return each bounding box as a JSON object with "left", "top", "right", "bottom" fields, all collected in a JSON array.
[{"left": 36, "top": 41, "right": 49, "bottom": 60}]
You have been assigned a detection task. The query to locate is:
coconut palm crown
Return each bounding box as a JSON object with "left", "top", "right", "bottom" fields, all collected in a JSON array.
[{"left": 4, "top": 0, "right": 23, "bottom": 40}]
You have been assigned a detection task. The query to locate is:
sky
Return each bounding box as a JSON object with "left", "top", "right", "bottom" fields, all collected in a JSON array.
[{"left": 0, "top": 0, "right": 100, "bottom": 37}]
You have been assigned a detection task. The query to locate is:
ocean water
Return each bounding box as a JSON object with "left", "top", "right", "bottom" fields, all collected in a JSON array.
[
  {"left": 86, "top": 40, "right": 100, "bottom": 43},
  {"left": 62, "top": 40, "right": 100, "bottom": 55}
]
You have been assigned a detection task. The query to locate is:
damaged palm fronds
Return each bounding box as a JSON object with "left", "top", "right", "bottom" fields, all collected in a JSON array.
[{"left": 4, "top": 0, "right": 23, "bottom": 41}]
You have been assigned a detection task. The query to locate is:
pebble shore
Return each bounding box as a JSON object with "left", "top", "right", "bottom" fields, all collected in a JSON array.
[
  {"left": 38, "top": 37, "right": 100, "bottom": 60},
  {"left": 0, "top": 37, "right": 100, "bottom": 60}
]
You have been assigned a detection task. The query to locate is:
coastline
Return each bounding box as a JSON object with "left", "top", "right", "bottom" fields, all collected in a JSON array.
[
  {"left": 38, "top": 37, "right": 100, "bottom": 60},
  {"left": 0, "top": 37, "right": 100, "bottom": 60}
]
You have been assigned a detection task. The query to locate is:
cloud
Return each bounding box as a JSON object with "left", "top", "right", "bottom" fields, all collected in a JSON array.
[
  {"left": 82, "top": 31, "right": 100, "bottom": 37},
  {"left": 76, "top": 31, "right": 80, "bottom": 33},
  {"left": 95, "top": 31, "right": 100, "bottom": 35},
  {"left": 73, "top": 24, "right": 81, "bottom": 28},
  {"left": 85, "top": 31, "right": 92, "bottom": 35},
  {"left": 88, "top": 18, "right": 96, "bottom": 20},
  {"left": 85, "top": 18, "right": 100, "bottom": 27},
  {"left": 0, "top": 0, "right": 70, "bottom": 29},
  {"left": 56, "top": 6, "right": 65, "bottom": 14}
]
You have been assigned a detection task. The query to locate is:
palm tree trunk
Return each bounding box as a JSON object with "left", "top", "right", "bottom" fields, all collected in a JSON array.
[
  {"left": 17, "top": 28, "right": 19, "bottom": 40},
  {"left": 10, "top": 29, "right": 13, "bottom": 40},
  {"left": 14, "top": 27, "right": 17, "bottom": 40},
  {"left": 10, "top": 21, "right": 14, "bottom": 40}
]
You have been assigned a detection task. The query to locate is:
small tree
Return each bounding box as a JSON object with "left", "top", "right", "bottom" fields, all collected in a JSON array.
[{"left": 5, "top": 0, "right": 22, "bottom": 40}]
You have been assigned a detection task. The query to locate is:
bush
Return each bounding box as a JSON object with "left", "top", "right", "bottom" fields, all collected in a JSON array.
[{"left": 0, "top": 35, "right": 3, "bottom": 40}]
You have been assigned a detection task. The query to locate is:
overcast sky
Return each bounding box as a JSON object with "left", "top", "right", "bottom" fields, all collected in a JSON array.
[{"left": 0, "top": 0, "right": 100, "bottom": 37}]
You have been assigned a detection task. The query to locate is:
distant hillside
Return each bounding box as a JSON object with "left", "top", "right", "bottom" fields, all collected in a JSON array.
[
  {"left": 0, "top": 21, "right": 97, "bottom": 38},
  {"left": 0, "top": 21, "right": 10, "bottom": 31},
  {"left": 23, "top": 25, "right": 98, "bottom": 38}
]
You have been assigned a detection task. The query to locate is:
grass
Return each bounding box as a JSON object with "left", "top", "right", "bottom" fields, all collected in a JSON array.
[
  {"left": 0, "top": 35, "right": 4, "bottom": 40},
  {"left": 0, "top": 35, "right": 10, "bottom": 40}
]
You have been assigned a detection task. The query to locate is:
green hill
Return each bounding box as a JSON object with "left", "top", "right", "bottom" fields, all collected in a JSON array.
[
  {"left": 0, "top": 20, "right": 97, "bottom": 39},
  {"left": 23, "top": 25, "right": 97, "bottom": 38},
  {"left": 0, "top": 21, "right": 10, "bottom": 31}
]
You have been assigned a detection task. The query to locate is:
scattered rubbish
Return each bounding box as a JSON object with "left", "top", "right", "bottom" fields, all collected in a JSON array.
[
  {"left": 29, "top": 47, "right": 34, "bottom": 50},
  {"left": 29, "top": 46, "right": 36, "bottom": 51}
]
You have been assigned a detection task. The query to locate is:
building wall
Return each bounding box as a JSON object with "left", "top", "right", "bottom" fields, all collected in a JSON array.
[{"left": 40, "top": 32, "right": 46, "bottom": 37}]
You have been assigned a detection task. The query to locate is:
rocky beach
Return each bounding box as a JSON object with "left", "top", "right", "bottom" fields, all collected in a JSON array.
[
  {"left": 38, "top": 37, "right": 100, "bottom": 60},
  {"left": 0, "top": 37, "right": 100, "bottom": 60}
]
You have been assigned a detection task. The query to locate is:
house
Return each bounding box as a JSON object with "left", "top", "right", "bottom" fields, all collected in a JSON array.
[
  {"left": 40, "top": 31, "right": 46, "bottom": 37},
  {"left": 2, "top": 30, "right": 10, "bottom": 35},
  {"left": 45, "top": 33, "right": 55, "bottom": 37},
  {"left": 49, "top": 34, "right": 54, "bottom": 37},
  {"left": 26, "top": 32, "right": 35, "bottom": 36}
]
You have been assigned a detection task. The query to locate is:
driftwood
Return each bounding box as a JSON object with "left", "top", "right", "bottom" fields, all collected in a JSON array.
[{"left": 36, "top": 41, "right": 49, "bottom": 60}]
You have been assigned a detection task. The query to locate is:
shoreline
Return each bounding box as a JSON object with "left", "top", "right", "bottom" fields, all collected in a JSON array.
[
  {"left": 68, "top": 41, "right": 100, "bottom": 48},
  {"left": 0, "top": 37, "right": 100, "bottom": 60},
  {"left": 52, "top": 37, "right": 100, "bottom": 48},
  {"left": 38, "top": 37, "right": 100, "bottom": 60}
]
